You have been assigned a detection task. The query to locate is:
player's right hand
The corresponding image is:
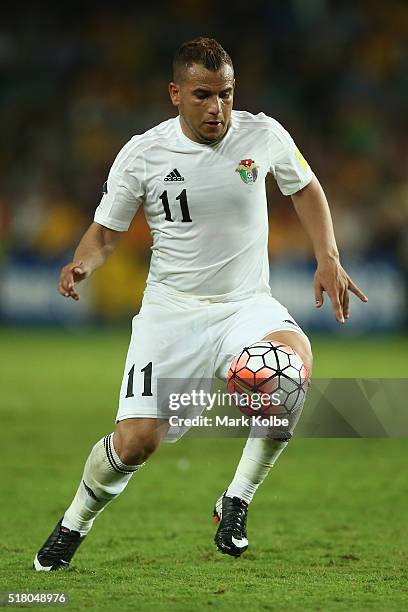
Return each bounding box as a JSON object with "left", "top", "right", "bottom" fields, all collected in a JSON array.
[{"left": 58, "top": 261, "right": 89, "bottom": 301}]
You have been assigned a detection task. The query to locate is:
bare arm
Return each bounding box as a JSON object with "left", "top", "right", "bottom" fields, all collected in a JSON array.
[
  {"left": 58, "top": 222, "right": 121, "bottom": 301},
  {"left": 291, "top": 174, "right": 368, "bottom": 323}
]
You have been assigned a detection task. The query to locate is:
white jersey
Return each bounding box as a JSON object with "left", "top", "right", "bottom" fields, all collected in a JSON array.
[{"left": 94, "top": 110, "right": 313, "bottom": 300}]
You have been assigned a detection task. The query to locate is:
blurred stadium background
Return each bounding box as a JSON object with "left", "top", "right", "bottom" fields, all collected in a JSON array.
[{"left": 1, "top": 0, "right": 407, "bottom": 333}]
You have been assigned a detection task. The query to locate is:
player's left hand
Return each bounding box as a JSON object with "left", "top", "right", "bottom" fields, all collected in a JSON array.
[{"left": 314, "top": 258, "right": 368, "bottom": 324}]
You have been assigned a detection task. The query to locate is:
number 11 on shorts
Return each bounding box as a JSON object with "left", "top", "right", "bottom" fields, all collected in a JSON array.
[{"left": 126, "top": 362, "right": 153, "bottom": 398}]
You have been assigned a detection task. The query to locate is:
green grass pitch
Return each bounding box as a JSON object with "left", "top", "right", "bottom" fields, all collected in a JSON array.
[{"left": 0, "top": 329, "right": 407, "bottom": 610}]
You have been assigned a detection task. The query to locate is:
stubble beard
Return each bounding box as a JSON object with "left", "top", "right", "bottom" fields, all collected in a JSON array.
[{"left": 180, "top": 114, "right": 230, "bottom": 145}]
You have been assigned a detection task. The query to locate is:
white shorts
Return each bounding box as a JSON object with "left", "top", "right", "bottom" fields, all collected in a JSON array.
[{"left": 115, "top": 288, "right": 309, "bottom": 438}]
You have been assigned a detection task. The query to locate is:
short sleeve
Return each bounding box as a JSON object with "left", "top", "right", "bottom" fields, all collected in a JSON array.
[
  {"left": 266, "top": 117, "right": 313, "bottom": 196},
  {"left": 94, "top": 139, "right": 145, "bottom": 232}
]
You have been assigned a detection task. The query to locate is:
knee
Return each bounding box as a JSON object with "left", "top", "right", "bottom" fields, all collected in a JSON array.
[
  {"left": 113, "top": 423, "right": 161, "bottom": 465},
  {"left": 262, "top": 332, "right": 313, "bottom": 377},
  {"left": 297, "top": 343, "right": 313, "bottom": 377},
  {"left": 286, "top": 336, "right": 313, "bottom": 377},
  {"left": 116, "top": 433, "right": 159, "bottom": 465}
]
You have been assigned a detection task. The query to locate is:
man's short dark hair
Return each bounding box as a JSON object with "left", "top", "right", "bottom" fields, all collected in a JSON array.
[{"left": 173, "top": 37, "right": 233, "bottom": 82}]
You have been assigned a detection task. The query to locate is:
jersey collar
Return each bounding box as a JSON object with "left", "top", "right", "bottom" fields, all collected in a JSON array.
[{"left": 175, "top": 116, "right": 233, "bottom": 149}]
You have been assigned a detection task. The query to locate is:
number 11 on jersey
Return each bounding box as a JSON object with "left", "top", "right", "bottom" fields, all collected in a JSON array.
[
  {"left": 126, "top": 362, "right": 153, "bottom": 397},
  {"left": 159, "top": 190, "right": 192, "bottom": 222}
]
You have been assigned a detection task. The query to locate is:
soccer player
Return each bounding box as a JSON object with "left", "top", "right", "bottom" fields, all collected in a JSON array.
[{"left": 34, "top": 37, "right": 367, "bottom": 570}]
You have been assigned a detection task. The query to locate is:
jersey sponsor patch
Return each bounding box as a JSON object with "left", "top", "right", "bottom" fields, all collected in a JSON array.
[
  {"left": 236, "top": 159, "right": 258, "bottom": 184},
  {"left": 102, "top": 180, "right": 108, "bottom": 195}
]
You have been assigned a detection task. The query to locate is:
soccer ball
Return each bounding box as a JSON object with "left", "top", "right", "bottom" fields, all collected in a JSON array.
[{"left": 226, "top": 341, "right": 309, "bottom": 417}]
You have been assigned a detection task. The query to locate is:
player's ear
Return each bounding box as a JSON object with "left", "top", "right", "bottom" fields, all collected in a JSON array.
[{"left": 168, "top": 82, "right": 180, "bottom": 107}]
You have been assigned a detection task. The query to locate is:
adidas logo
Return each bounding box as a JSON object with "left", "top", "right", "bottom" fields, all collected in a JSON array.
[{"left": 164, "top": 168, "right": 184, "bottom": 182}]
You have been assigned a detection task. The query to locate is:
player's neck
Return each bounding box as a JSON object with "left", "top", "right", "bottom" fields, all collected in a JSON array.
[{"left": 178, "top": 115, "right": 230, "bottom": 146}]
